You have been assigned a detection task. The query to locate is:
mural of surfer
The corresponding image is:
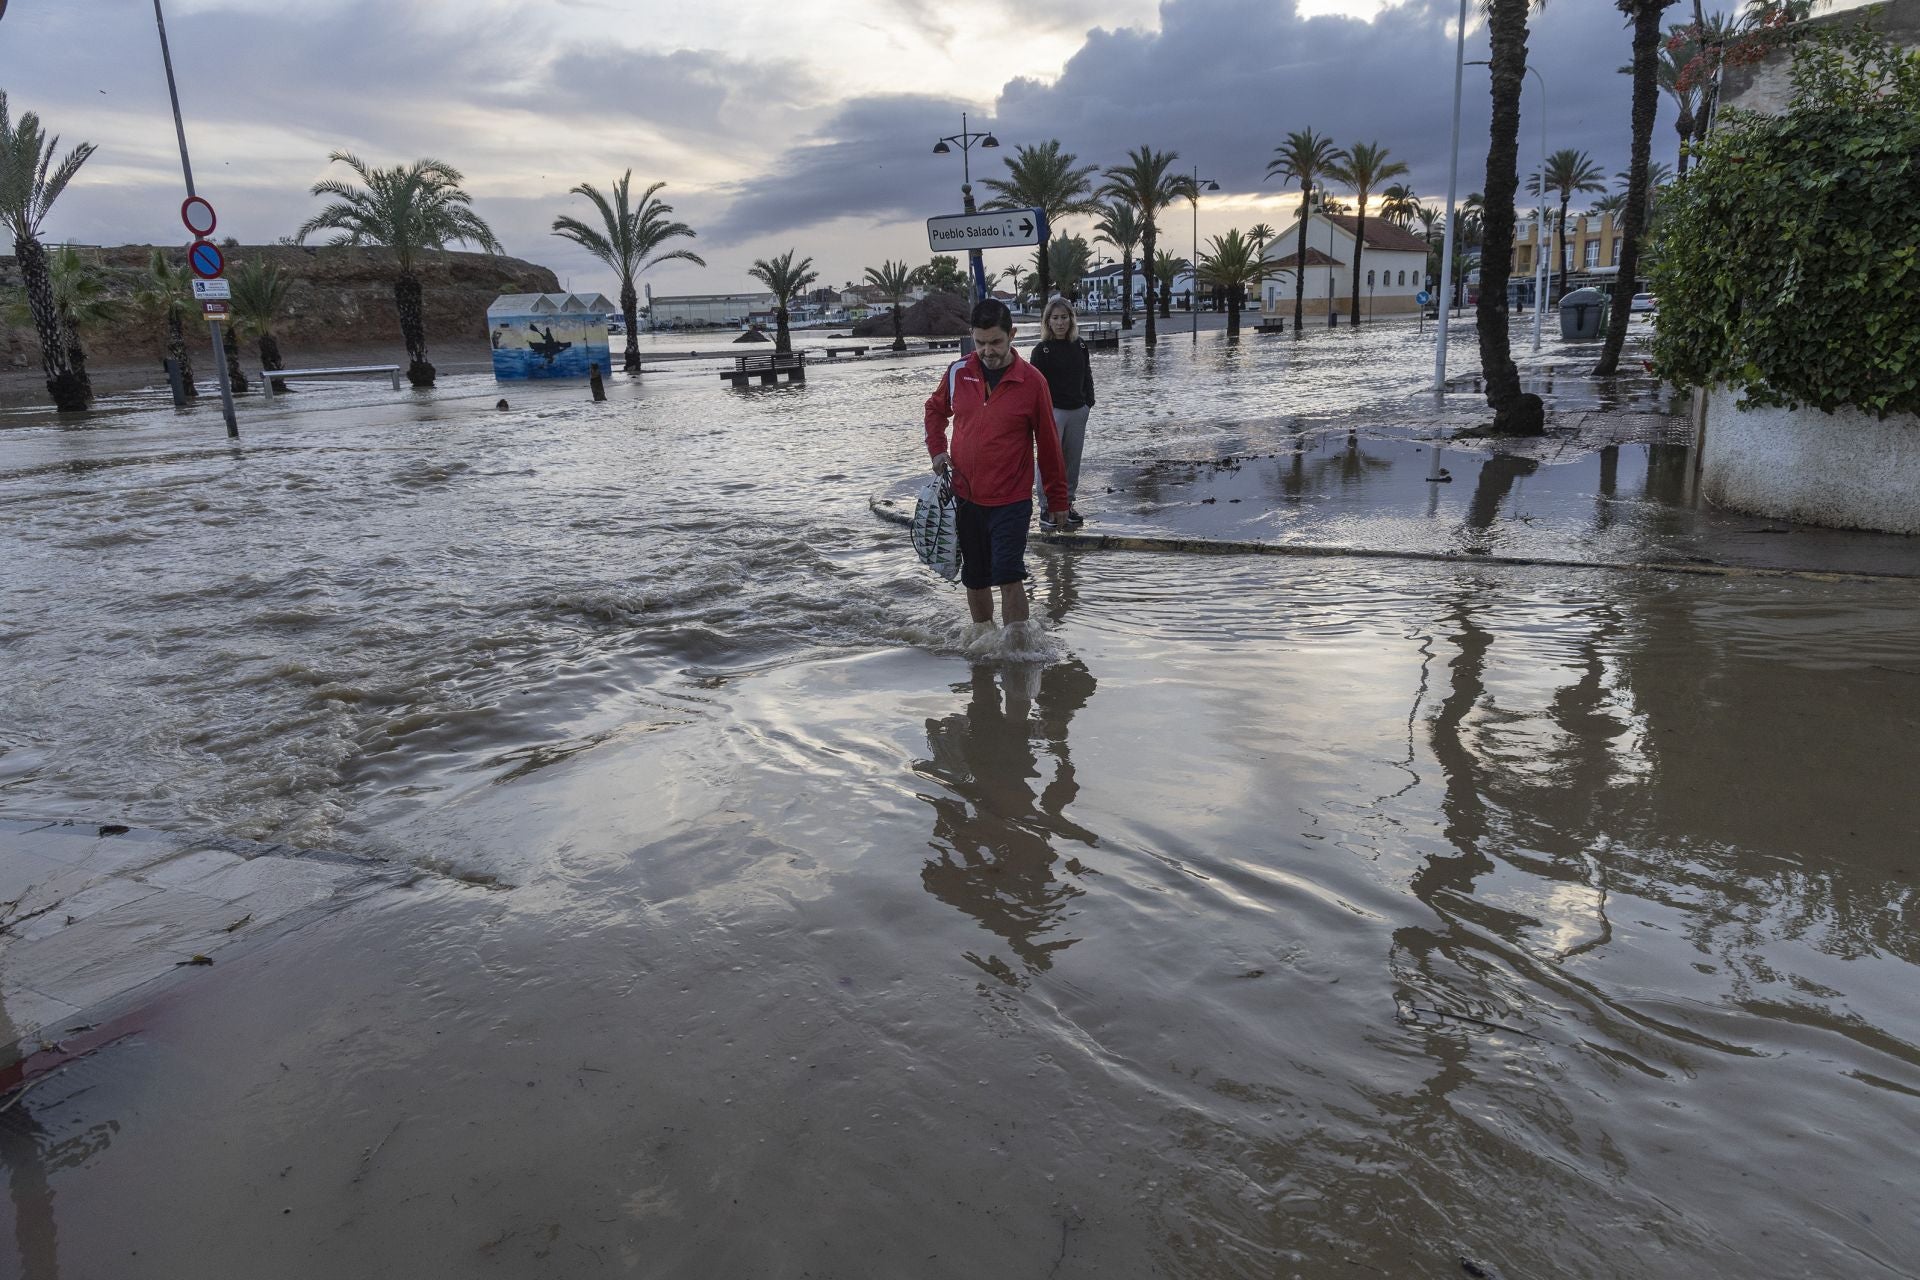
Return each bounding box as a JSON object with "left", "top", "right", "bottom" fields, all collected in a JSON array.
[{"left": 527, "top": 324, "right": 572, "bottom": 365}]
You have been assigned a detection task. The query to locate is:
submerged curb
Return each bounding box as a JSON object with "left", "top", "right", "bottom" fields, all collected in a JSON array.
[{"left": 868, "top": 491, "right": 1917, "bottom": 584}]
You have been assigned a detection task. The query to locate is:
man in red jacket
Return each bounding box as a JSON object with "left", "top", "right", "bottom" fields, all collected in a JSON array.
[{"left": 925, "top": 299, "right": 1072, "bottom": 626}]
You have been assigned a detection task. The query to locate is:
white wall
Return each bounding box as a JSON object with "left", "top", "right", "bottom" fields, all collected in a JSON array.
[{"left": 1703, "top": 387, "right": 1920, "bottom": 534}]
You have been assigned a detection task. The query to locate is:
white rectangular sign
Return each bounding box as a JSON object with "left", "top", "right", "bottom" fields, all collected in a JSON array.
[
  {"left": 192, "top": 278, "right": 232, "bottom": 300},
  {"left": 926, "top": 208, "right": 1047, "bottom": 252}
]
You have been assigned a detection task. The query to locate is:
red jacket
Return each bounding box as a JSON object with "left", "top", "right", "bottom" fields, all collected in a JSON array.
[{"left": 924, "top": 351, "right": 1069, "bottom": 511}]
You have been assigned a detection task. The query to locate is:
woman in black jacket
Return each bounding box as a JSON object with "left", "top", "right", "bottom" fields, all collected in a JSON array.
[{"left": 1029, "top": 296, "right": 1095, "bottom": 528}]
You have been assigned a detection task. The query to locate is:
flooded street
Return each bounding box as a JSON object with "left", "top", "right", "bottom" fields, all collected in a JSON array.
[{"left": 3, "top": 326, "right": 1918, "bottom": 1277}]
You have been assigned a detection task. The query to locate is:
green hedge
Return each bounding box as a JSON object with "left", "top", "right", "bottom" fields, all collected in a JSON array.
[{"left": 1652, "top": 26, "right": 1920, "bottom": 418}]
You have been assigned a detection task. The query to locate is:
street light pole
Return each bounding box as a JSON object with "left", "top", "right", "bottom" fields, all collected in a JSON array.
[
  {"left": 1435, "top": 0, "right": 1468, "bottom": 393},
  {"left": 152, "top": 0, "right": 237, "bottom": 439},
  {"left": 1325, "top": 192, "right": 1338, "bottom": 328},
  {"left": 1190, "top": 165, "right": 1219, "bottom": 340},
  {"left": 932, "top": 112, "right": 1001, "bottom": 310},
  {"left": 1528, "top": 65, "right": 1547, "bottom": 351}
]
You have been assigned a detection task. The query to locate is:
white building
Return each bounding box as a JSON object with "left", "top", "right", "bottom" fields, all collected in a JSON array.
[
  {"left": 647, "top": 291, "right": 777, "bottom": 328},
  {"left": 1261, "top": 213, "right": 1430, "bottom": 319}
]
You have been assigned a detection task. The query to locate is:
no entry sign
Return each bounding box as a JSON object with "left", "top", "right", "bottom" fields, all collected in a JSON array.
[
  {"left": 181, "top": 196, "right": 217, "bottom": 238},
  {"left": 189, "top": 239, "right": 225, "bottom": 280}
]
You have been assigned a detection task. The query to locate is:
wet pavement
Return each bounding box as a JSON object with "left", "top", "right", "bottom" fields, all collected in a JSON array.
[{"left": 3, "top": 321, "right": 1917, "bottom": 1278}]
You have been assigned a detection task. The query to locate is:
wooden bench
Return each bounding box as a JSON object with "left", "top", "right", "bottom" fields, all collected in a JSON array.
[
  {"left": 719, "top": 351, "right": 806, "bottom": 386},
  {"left": 1253, "top": 318, "right": 1287, "bottom": 334},
  {"left": 809, "top": 345, "right": 870, "bottom": 359},
  {"left": 1082, "top": 325, "right": 1121, "bottom": 349},
  {"left": 922, "top": 338, "right": 963, "bottom": 351},
  {"left": 259, "top": 364, "right": 403, "bottom": 400}
]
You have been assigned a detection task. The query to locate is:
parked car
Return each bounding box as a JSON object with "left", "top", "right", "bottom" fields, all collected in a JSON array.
[{"left": 1630, "top": 292, "right": 1657, "bottom": 314}]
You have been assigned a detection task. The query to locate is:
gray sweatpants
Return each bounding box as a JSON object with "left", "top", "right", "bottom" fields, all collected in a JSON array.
[{"left": 1037, "top": 404, "right": 1091, "bottom": 506}]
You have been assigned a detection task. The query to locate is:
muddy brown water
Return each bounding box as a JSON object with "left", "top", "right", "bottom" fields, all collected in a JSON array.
[{"left": 3, "top": 326, "right": 1917, "bottom": 1277}]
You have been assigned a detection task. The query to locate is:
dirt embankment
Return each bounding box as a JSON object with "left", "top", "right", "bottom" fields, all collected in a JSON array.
[
  {"left": 850, "top": 292, "right": 971, "bottom": 339},
  {"left": 2, "top": 245, "right": 561, "bottom": 374}
]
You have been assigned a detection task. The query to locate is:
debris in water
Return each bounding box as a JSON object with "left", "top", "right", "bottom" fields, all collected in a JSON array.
[
  {"left": 98, "top": 823, "right": 130, "bottom": 836},
  {"left": 176, "top": 954, "right": 214, "bottom": 966}
]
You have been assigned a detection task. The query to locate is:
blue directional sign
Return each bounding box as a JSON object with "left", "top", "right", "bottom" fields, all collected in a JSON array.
[
  {"left": 189, "top": 239, "right": 225, "bottom": 280},
  {"left": 1416, "top": 290, "right": 1431, "bottom": 306}
]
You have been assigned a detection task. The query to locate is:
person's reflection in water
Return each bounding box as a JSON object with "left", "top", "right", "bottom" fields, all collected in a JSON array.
[
  {"left": 918, "top": 657, "right": 1098, "bottom": 984},
  {"left": 1, "top": 995, "right": 61, "bottom": 1279}
]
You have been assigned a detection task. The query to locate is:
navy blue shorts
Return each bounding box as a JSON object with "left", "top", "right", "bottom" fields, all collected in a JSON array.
[{"left": 956, "top": 498, "right": 1032, "bottom": 589}]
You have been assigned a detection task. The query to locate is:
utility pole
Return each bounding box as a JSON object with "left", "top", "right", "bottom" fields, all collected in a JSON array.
[{"left": 153, "top": 0, "right": 238, "bottom": 438}]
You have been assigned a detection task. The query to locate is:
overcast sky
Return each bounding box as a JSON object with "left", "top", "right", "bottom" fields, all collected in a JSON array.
[{"left": 0, "top": 0, "right": 1873, "bottom": 300}]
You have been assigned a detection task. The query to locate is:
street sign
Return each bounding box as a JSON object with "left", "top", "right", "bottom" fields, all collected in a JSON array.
[
  {"left": 927, "top": 207, "right": 1047, "bottom": 252},
  {"left": 201, "top": 300, "right": 230, "bottom": 319},
  {"left": 181, "top": 196, "right": 218, "bottom": 238},
  {"left": 189, "top": 240, "right": 225, "bottom": 279},
  {"left": 1416, "top": 290, "right": 1432, "bottom": 306},
  {"left": 192, "top": 277, "right": 231, "bottom": 300}
]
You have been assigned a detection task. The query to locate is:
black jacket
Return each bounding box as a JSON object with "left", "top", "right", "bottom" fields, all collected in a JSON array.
[{"left": 1028, "top": 339, "right": 1096, "bottom": 412}]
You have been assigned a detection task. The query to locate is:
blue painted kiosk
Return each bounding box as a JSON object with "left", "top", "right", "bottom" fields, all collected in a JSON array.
[{"left": 488, "top": 292, "right": 616, "bottom": 381}]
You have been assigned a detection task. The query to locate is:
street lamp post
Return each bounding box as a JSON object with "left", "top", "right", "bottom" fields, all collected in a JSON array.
[
  {"left": 1190, "top": 166, "right": 1219, "bottom": 339},
  {"left": 1435, "top": 0, "right": 1468, "bottom": 393},
  {"left": 932, "top": 113, "right": 999, "bottom": 309}
]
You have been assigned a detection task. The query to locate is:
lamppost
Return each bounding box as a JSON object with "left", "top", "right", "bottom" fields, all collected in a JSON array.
[
  {"left": 1471, "top": 58, "right": 1548, "bottom": 349},
  {"left": 1435, "top": 0, "right": 1467, "bottom": 392},
  {"left": 932, "top": 113, "right": 999, "bottom": 306},
  {"left": 1315, "top": 186, "right": 1338, "bottom": 328},
  {"left": 1190, "top": 166, "right": 1219, "bottom": 339}
]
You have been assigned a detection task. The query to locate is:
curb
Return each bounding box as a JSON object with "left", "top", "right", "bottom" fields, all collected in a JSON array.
[{"left": 868, "top": 491, "right": 1918, "bottom": 584}]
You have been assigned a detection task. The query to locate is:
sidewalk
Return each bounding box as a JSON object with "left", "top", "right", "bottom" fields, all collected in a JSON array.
[{"left": 0, "top": 818, "right": 398, "bottom": 1075}]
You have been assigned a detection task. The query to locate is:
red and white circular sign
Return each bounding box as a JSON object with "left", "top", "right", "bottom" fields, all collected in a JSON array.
[{"left": 180, "top": 196, "right": 218, "bottom": 238}]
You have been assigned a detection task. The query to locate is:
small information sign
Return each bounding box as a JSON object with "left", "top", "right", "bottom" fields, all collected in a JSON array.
[
  {"left": 193, "top": 277, "right": 232, "bottom": 301},
  {"left": 201, "top": 300, "right": 230, "bottom": 319}
]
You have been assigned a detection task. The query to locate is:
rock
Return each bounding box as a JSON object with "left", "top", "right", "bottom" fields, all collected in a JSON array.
[
  {"left": 733, "top": 328, "right": 771, "bottom": 344},
  {"left": 851, "top": 292, "right": 971, "bottom": 338}
]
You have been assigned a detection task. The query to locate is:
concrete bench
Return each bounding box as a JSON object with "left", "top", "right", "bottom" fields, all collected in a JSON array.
[{"left": 259, "top": 364, "right": 403, "bottom": 400}]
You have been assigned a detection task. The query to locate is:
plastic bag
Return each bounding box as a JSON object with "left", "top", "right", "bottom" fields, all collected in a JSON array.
[{"left": 910, "top": 476, "right": 962, "bottom": 582}]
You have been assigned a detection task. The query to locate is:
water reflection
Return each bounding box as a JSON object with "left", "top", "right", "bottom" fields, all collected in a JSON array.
[
  {"left": 1, "top": 997, "right": 59, "bottom": 1280},
  {"left": 915, "top": 658, "right": 1098, "bottom": 983}
]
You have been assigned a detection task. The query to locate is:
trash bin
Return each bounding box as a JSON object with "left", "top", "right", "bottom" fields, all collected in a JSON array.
[{"left": 1559, "top": 287, "right": 1606, "bottom": 340}]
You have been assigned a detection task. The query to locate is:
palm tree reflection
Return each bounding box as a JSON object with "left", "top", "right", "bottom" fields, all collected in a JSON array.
[
  {"left": 1, "top": 996, "right": 60, "bottom": 1279},
  {"left": 917, "top": 659, "right": 1098, "bottom": 983}
]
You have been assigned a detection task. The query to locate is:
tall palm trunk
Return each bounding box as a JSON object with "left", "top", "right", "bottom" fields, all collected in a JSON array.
[
  {"left": 394, "top": 272, "right": 433, "bottom": 386},
  {"left": 222, "top": 322, "right": 249, "bottom": 393},
  {"left": 15, "top": 236, "right": 88, "bottom": 412},
  {"left": 1293, "top": 197, "right": 1310, "bottom": 331},
  {"left": 1478, "top": 0, "right": 1544, "bottom": 435},
  {"left": 1349, "top": 197, "right": 1369, "bottom": 327},
  {"left": 890, "top": 303, "right": 905, "bottom": 352},
  {"left": 258, "top": 331, "right": 288, "bottom": 395},
  {"left": 1226, "top": 287, "right": 1242, "bottom": 338},
  {"left": 1595, "top": 2, "right": 1675, "bottom": 376},
  {"left": 619, "top": 279, "right": 641, "bottom": 373},
  {"left": 61, "top": 318, "right": 92, "bottom": 405},
  {"left": 1141, "top": 225, "right": 1158, "bottom": 346},
  {"left": 1674, "top": 102, "right": 1695, "bottom": 178},
  {"left": 1035, "top": 246, "right": 1052, "bottom": 310},
  {"left": 1119, "top": 255, "right": 1134, "bottom": 330},
  {"left": 165, "top": 310, "right": 198, "bottom": 398},
  {"left": 774, "top": 305, "right": 791, "bottom": 354}
]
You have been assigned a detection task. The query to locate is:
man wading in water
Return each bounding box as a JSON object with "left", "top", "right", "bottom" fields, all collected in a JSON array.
[{"left": 924, "top": 298, "right": 1071, "bottom": 635}]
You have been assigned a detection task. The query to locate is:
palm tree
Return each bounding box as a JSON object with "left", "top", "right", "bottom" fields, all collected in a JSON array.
[
  {"left": 1195, "top": 229, "right": 1262, "bottom": 337},
  {"left": 5, "top": 245, "right": 118, "bottom": 404},
  {"left": 863, "top": 258, "right": 914, "bottom": 351},
  {"left": 1264, "top": 128, "right": 1347, "bottom": 332},
  {"left": 553, "top": 172, "right": 703, "bottom": 374},
  {"left": 1152, "top": 251, "right": 1185, "bottom": 318},
  {"left": 229, "top": 259, "right": 293, "bottom": 393},
  {"left": 747, "top": 249, "right": 817, "bottom": 354},
  {"left": 980, "top": 140, "right": 1103, "bottom": 310},
  {"left": 1100, "top": 146, "right": 1192, "bottom": 346},
  {"left": 1046, "top": 233, "right": 1092, "bottom": 302},
  {"left": 1614, "top": 160, "right": 1673, "bottom": 222},
  {"left": 1478, "top": 0, "right": 1547, "bottom": 436},
  {"left": 296, "top": 152, "right": 502, "bottom": 387},
  {"left": 1644, "top": 35, "right": 1700, "bottom": 177},
  {"left": 1092, "top": 200, "right": 1142, "bottom": 331},
  {"left": 0, "top": 91, "right": 97, "bottom": 411},
  {"left": 1591, "top": 191, "right": 1628, "bottom": 218},
  {"left": 132, "top": 248, "right": 197, "bottom": 398},
  {"left": 1245, "top": 221, "right": 1277, "bottom": 312},
  {"left": 1595, "top": 0, "right": 1682, "bottom": 376},
  {"left": 1379, "top": 184, "right": 1420, "bottom": 229},
  {"left": 1328, "top": 141, "right": 1410, "bottom": 326},
  {"left": 1526, "top": 149, "right": 1607, "bottom": 302}
]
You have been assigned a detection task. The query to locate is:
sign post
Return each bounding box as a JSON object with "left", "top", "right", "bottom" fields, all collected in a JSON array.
[{"left": 153, "top": 0, "right": 238, "bottom": 439}]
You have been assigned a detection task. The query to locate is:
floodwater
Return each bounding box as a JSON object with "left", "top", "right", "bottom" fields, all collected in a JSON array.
[{"left": 3, "top": 324, "right": 1918, "bottom": 1277}]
